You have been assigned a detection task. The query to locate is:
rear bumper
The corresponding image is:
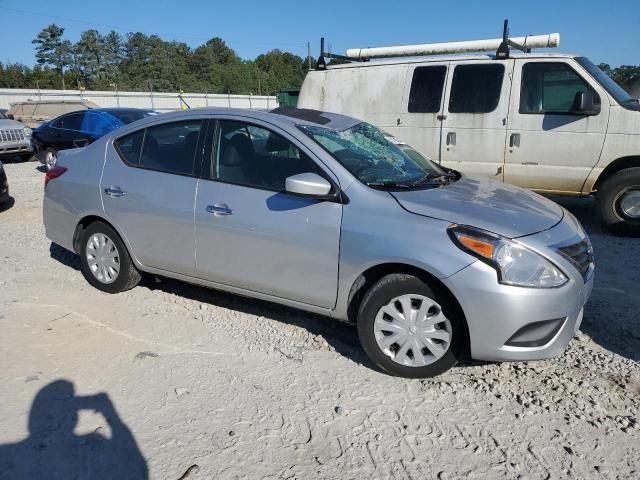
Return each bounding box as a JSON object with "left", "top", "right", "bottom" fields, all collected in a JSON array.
[{"left": 43, "top": 200, "right": 77, "bottom": 252}]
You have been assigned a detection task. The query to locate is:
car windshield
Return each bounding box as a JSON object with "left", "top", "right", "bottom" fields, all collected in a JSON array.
[
  {"left": 298, "top": 122, "right": 449, "bottom": 188},
  {"left": 576, "top": 57, "right": 639, "bottom": 109}
]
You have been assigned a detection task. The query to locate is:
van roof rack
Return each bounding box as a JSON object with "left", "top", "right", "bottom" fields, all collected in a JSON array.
[{"left": 316, "top": 20, "right": 559, "bottom": 69}]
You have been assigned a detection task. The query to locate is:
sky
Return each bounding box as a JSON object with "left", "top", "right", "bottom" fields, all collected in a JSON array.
[{"left": 0, "top": 0, "right": 638, "bottom": 67}]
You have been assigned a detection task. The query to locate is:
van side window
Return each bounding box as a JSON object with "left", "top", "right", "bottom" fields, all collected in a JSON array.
[
  {"left": 520, "top": 62, "right": 599, "bottom": 114},
  {"left": 448, "top": 64, "right": 505, "bottom": 113},
  {"left": 213, "top": 120, "right": 321, "bottom": 191},
  {"left": 408, "top": 66, "right": 447, "bottom": 113}
]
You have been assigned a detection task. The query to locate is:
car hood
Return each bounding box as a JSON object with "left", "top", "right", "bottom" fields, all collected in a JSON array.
[
  {"left": 390, "top": 175, "right": 563, "bottom": 238},
  {"left": 0, "top": 118, "right": 26, "bottom": 130}
]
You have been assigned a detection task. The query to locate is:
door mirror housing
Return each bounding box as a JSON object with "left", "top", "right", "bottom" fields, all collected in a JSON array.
[
  {"left": 285, "top": 173, "right": 332, "bottom": 198},
  {"left": 572, "top": 91, "right": 600, "bottom": 115}
]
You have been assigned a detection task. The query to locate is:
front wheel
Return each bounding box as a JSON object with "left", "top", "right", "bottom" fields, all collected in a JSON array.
[
  {"left": 596, "top": 167, "right": 640, "bottom": 236},
  {"left": 79, "top": 221, "right": 141, "bottom": 293},
  {"left": 357, "top": 274, "right": 466, "bottom": 378}
]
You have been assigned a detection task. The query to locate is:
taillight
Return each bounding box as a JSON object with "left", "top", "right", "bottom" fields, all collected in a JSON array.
[{"left": 44, "top": 166, "right": 67, "bottom": 188}]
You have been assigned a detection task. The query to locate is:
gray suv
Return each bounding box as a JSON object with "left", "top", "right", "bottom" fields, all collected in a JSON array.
[{"left": 43, "top": 107, "right": 594, "bottom": 377}]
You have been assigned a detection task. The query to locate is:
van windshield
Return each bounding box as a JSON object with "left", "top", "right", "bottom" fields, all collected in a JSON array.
[
  {"left": 298, "top": 122, "right": 453, "bottom": 189},
  {"left": 576, "top": 57, "right": 639, "bottom": 110}
]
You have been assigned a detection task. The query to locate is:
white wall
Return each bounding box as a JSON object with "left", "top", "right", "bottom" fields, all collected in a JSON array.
[{"left": 0, "top": 88, "right": 278, "bottom": 112}]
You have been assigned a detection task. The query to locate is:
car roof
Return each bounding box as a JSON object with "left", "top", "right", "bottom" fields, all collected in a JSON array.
[{"left": 121, "top": 107, "right": 363, "bottom": 132}]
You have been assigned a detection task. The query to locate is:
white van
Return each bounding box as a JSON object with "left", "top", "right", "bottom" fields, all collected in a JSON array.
[{"left": 298, "top": 36, "right": 640, "bottom": 234}]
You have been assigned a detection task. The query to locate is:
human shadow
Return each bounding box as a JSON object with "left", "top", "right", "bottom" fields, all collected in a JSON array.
[
  {"left": 0, "top": 380, "right": 148, "bottom": 480},
  {"left": 548, "top": 195, "right": 640, "bottom": 361}
]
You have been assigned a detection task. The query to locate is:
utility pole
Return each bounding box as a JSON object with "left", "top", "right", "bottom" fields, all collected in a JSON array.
[{"left": 307, "top": 41, "right": 312, "bottom": 70}]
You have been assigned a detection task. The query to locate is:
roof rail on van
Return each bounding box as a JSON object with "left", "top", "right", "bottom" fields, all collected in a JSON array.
[{"left": 316, "top": 20, "right": 559, "bottom": 69}]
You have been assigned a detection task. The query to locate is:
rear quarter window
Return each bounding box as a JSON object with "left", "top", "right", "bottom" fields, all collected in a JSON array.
[{"left": 114, "top": 130, "right": 145, "bottom": 167}]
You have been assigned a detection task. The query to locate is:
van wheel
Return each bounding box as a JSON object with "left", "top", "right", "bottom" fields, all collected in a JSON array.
[
  {"left": 597, "top": 168, "right": 640, "bottom": 236},
  {"left": 79, "top": 221, "right": 141, "bottom": 293},
  {"left": 356, "top": 274, "right": 465, "bottom": 378}
]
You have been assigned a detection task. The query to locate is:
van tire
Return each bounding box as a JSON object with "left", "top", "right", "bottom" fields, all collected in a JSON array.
[
  {"left": 79, "top": 221, "right": 142, "bottom": 293},
  {"left": 596, "top": 167, "right": 640, "bottom": 236},
  {"left": 356, "top": 274, "right": 464, "bottom": 378}
]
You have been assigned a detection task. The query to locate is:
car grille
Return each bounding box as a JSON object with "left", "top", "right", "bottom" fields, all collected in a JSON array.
[
  {"left": 0, "top": 129, "right": 25, "bottom": 143},
  {"left": 556, "top": 237, "right": 594, "bottom": 281}
]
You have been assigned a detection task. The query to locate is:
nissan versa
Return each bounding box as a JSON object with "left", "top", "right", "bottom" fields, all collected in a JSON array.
[{"left": 43, "top": 107, "right": 594, "bottom": 378}]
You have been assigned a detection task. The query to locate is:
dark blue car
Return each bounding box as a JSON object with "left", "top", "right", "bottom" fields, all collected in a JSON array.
[{"left": 32, "top": 108, "right": 157, "bottom": 169}]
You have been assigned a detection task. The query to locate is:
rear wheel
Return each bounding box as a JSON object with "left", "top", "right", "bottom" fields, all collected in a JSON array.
[
  {"left": 357, "top": 274, "right": 465, "bottom": 378},
  {"left": 596, "top": 167, "right": 640, "bottom": 236},
  {"left": 79, "top": 221, "right": 141, "bottom": 293},
  {"left": 44, "top": 147, "right": 57, "bottom": 170}
]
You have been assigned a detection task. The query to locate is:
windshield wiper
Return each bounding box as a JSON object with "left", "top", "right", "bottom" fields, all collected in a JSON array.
[
  {"left": 366, "top": 181, "right": 412, "bottom": 190},
  {"left": 409, "top": 171, "right": 457, "bottom": 187}
]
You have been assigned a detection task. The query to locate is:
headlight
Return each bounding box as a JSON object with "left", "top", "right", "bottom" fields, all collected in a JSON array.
[
  {"left": 23, "top": 127, "right": 32, "bottom": 138},
  {"left": 448, "top": 225, "right": 568, "bottom": 288}
]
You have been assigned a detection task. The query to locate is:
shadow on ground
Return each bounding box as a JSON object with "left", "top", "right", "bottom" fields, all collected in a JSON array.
[
  {"left": 550, "top": 196, "right": 640, "bottom": 362},
  {"left": 0, "top": 197, "right": 15, "bottom": 213},
  {"left": 0, "top": 380, "right": 148, "bottom": 479}
]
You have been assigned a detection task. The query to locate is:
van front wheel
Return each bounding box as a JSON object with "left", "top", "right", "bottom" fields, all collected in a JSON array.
[{"left": 597, "top": 167, "right": 640, "bottom": 236}]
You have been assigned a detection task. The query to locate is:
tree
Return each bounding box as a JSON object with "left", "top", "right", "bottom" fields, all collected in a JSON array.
[
  {"left": 74, "top": 29, "right": 105, "bottom": 83},
  {"left": 32, "top": 24, "right": 72, "bottom": 89}
]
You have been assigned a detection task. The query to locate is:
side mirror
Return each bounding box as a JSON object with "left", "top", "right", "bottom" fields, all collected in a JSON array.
[
  {"left": 285, "top": 173, "right": 332, "bottom": 198},
  {"left": 73, "top": 138, "right": 90, "bottom": 148},
  {"left": 572, "top": 91, "right": 600, "bottom": 115}
]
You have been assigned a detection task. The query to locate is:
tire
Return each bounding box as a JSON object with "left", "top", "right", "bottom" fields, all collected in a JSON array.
[
  {"left": 596, "top": 167, "right": 640, "bottom": 236},
  {"left": 79, "top": 221, "right": 141, "bottom": 294},
  {"left": 356, "top": 274, "right": 466, "bottom": 378},
  {"left": 43, "top": 147, "right": 57, "bottom": 170}
]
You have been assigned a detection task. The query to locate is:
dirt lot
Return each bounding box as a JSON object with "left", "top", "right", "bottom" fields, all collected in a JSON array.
[{"left": 1, "top": 160, "right": 639, "bottom": 479}]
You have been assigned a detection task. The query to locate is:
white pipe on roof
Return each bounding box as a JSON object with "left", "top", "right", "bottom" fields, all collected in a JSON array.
[{"left": 345, "top": 33, "right": 560, "bottom": 60}]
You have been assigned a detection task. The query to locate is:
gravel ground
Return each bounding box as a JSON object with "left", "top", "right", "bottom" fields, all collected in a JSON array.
[{"left": 0, "top": 160, "right": 639, "bottom": 479}]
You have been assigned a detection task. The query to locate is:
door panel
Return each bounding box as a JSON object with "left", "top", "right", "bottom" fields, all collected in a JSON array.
[
  {"left": 505, "top": 59, "right": 609, "bottom": 193},
  {"left": 101, "top": 120, "right": 204, "bottom": 274},
  {"left": 195, "top": 182, "right": 341, "bottom": 307},
  {"left": 394, "top": 63, "right": 448, "bottom": 163},
  {"left": 194, "top": 118, "right": 342, "bottom": 308},
  {"left": 440, "top": 60, "right": 513, "bottom": 180}
]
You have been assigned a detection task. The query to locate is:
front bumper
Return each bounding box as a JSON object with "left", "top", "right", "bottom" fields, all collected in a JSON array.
[
  {"left": 442, "top": 215, "right": 593, "bottom": 362},
  {"left": 0, "top": 138, "right": 32, "bottom": 157}
]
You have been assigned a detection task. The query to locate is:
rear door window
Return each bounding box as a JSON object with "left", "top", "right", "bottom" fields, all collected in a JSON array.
[
  {"left": 115, "top": 130, "right": 145, "bottom": 166},
  {"left": 140, "top": 121, "right": 203, "bottom": 175},
  {"left": 520, "top": 62, "right": 598, "bottom": 114},
  {"left": 408, "top": 66, "right": 447, "bottom": 113},
  {"left": 54, "top": 112, "right": 85, "bottom": 131},
  {"left": 448, "top": 64, "right": 505, "bottom": 113}
]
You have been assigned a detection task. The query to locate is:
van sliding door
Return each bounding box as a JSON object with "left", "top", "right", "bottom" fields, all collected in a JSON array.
[{"left": 440, "top": 60, "right": 513, "bottom": 180}]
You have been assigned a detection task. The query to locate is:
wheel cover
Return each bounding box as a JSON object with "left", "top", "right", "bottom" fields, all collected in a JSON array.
[
  {"left": 373, "top": 294, "right": 452, "bottom": 368},
  {"left": 86, "top": 233, "right": 120, "bottom": 284},
  {"left": 45, "top": 151, "right": 57, "bottom": 169},
  {"left": 618, "top": 189, "right": 640, "bottom": 219}
]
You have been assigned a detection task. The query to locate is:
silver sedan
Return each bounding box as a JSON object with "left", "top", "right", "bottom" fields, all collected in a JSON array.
[{"left": 43, "top": 107, "right": 593, "bottom": 377}]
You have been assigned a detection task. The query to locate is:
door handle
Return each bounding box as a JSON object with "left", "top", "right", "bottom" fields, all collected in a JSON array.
[
  {"left": 509, "top": 133, "right": 521, "bottom": 148},
  {"left": 104, "top": 186, "right": 126, "bottom": 198},
  {"left": 206, "top": 203, "right": 233, "bottom": 216},
  {"left": 446, "top": 132, "right": 456, "bottom": 146}
]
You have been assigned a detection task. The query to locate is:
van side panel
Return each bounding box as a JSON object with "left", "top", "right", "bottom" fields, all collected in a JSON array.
[{"left": 299, "top": 66, "right": 408, "bottom": 131}]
